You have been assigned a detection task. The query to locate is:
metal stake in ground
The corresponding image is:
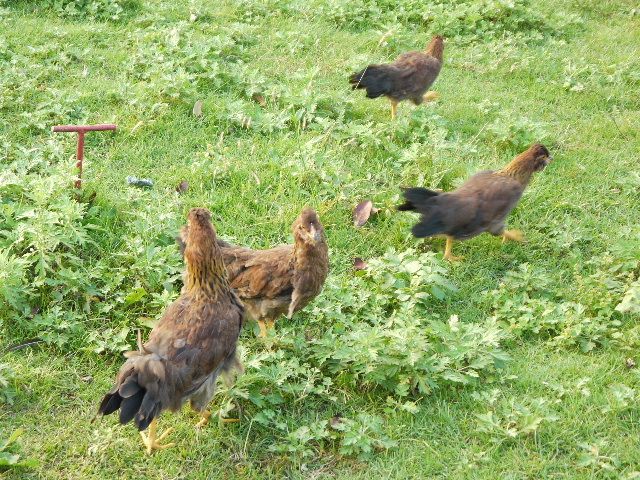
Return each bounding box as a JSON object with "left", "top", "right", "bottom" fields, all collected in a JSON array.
[{"left": 52, "top": 123, "right": 117, "bottom": 188}]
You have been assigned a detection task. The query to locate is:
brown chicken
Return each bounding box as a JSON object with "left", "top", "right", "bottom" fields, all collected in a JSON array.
[
  {"left": 97, "top": 208, "right": 244, "bottom": 454},
  {"left": 397, "top": 144, "right": 552, "bottom": 261},
  {"left": 349, "top": 35, "right": 444, "bottom": 119},
  {"left": 204, "top": 208, "right": 328, "bottom": 338}
]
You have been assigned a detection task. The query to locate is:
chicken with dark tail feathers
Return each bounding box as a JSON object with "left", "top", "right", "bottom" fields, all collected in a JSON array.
[
  {"left": 97, "top": 208, "right": 244, "bottom": 454},
  {"left": 349, "top": 35, "right": 444, "bottom": 119},
  {"left": 397, "top": 144, "right": 552, "bottom": 261}
]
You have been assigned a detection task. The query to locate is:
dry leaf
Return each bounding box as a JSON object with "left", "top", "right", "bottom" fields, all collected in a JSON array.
[
  {"left": 252, "top": 93, "right": 267, "bottom": 107},
  {"left": 176, "top": 180, "right": 189, "bottom": 194},
  {"left": 193, "top": 100, "right": 203, "bottom": 117},
  {"left": 625, "top": 358, "right": 636, "bottom": 369},
  {"left": 353, "top": 257, "right": 368, "bottom": 270},
  {"left": 353, "top": 200, "right": 378, "bottom": 227}
]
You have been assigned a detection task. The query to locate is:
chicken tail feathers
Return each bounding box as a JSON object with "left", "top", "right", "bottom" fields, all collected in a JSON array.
[
  {"left": 397, "top": 187, "right": 447, "bottom": 238},
  {"left": 349, "top": 65, "right": 394, "bottom": 99},
  {"left": 97, "top": 356, "right": 166, "bottom": 431},
  {"left": 411, "top": 218, "right": 446, "bottom": 238},
  {"left": 98, "top": 390, "right": 123, "bottom": 416},
  {"left": 397, "top": 187, "right": 440, "bottom": 211},
  {"left": 97, "top": 384, "right": 148, "bottom": 428}
]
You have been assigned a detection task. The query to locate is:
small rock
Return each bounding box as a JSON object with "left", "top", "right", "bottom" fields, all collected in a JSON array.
[{"left": 126, "top": 176, "right": 153, "bottom": 188}]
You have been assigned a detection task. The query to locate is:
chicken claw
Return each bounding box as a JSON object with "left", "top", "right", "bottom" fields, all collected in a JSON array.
[
  {"left": 502, "top": 229, "right": 525, "bottom": 243},
  {"left": 139, "top": 419, "right": 175, "bottom": 454},
  {"left": 196, "top": 405, "right": 239, "bottom": 429},
  {"left": 195, "top": 410, "right": 211, "bottom": 429},
  {"left": 219, "top": 416, "right": 240, "bottom": 425},
  {"left": 423, "top": 91, "right": 439, "bottom": 102},
  {"left": 257, "top": 319, "right": 276, "bottom": 338},
  {"left": 257, "top": 320, "right": 268, "bottom": 338},
  {"left": 218, "top": 407, "right": 240, "bottom": 426}
]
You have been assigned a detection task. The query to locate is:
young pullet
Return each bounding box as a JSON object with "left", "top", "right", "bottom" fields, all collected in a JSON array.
[
  {"left": 208, "top": 208, "right": 328, "bottom": 338},
  {"left": 397, "top": 143, "right": 552, "bottom": 261},
  {"left": 97, "top": 208, "right": 244, "bottom": 454},
  {"left": 349, "top": 35, "right": 444, "bottom": 120}
]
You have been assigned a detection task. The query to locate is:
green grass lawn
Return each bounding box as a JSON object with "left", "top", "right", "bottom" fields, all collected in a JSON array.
[{"left": 1, "top": 0, "right": 639, "bottom": 478}]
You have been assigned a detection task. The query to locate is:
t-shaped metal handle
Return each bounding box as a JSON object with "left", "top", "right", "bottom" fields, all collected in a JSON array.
[{"left": 52, "top": 123, "right": 117, "bottom": 188}]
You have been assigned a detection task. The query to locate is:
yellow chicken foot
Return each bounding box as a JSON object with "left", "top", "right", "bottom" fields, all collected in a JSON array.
[
  {"left": 257, "top": 320, "right": 268, "bottom": 338},
  {"left": 139, "top": 419, "right": 175, "bottom": 455},
  {"left": 257, "top": 319, "right": 276, "bottom": 338},
  {"left": 502, "top": 229, "right": 525, "bottom": 244},
  {"left": 390, "top": 99, "right": 398, "bottom": 120},
  {"left": 423, "top": 91, "right": 439, "bottom": 102},
  {"left": 218, "top": 409, "right": 240, "bottom": 426},
  {"left": 443, "top": 236, "right": 464, "bottom": 262},
  {"left": 195, "top": 409, "right": 211, "bottom": 429}
]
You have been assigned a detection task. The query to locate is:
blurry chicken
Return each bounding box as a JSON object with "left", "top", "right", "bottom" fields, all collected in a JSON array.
[
  {"left": 179, "top": 208, "right": 329, "bottom": 337},
  {"left": 397, "top": 144, "right": 552, "bottom": 261},
  {"left": 349, "top": 35, "right": 444, "bottom": 119},
  {"left": 97, "top": 208, "right": 244, "bottom": 454}
]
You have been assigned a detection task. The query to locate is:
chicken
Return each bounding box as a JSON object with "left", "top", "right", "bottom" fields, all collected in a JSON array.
[
  {"left": 397, "top": 143, "right": 552, "bottom": 261},
  {"left": 97, "top": 208, "right": 244, "bottom": 454},
  {"left": 181, "top": 208, "right": 329, "bottom": 338},
  {"left": 349, "top": 35, "right": 444, "bottom": 120}
]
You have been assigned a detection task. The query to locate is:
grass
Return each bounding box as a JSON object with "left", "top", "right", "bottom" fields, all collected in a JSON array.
[{"left": 1, "top": 0, "right": 639, "bottom": 478}]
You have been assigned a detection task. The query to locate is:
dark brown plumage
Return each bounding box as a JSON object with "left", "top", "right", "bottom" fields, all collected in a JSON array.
[
  {"left": 207, "top": 208, "right": 328, "bottom": 337},
  {"left": 397, "top": 144, "right": 552, "bottom": 261},
  {"left": 349, "top": 35, "right": 444, "bottom": 119},
  {"left": 97, "top": 208, "right": 244, "bottom": 454}
]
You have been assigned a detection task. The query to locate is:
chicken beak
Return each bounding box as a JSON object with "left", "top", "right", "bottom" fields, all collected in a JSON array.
[{"left": 308, "top": 225, "right": 321, "bottom": 243}]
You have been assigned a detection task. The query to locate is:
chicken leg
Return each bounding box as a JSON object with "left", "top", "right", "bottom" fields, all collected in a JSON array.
[
  {"left": 502, "top": 229, "right": 525, "bottom": 243},
  {"left": 257, "top": 320, "right": 268, "bottom": 338},
  {"left": 257, "top": 319, "right": 276, "bottom": 338},
  {"left": 139, "top": 419, "right": 175, "bottom": 454},
  {"left": 390, "top": 99, "right": 398, "bottom": 120},
  {"left": 443, "top": 236, "right": 463, "bottom": 262}
]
